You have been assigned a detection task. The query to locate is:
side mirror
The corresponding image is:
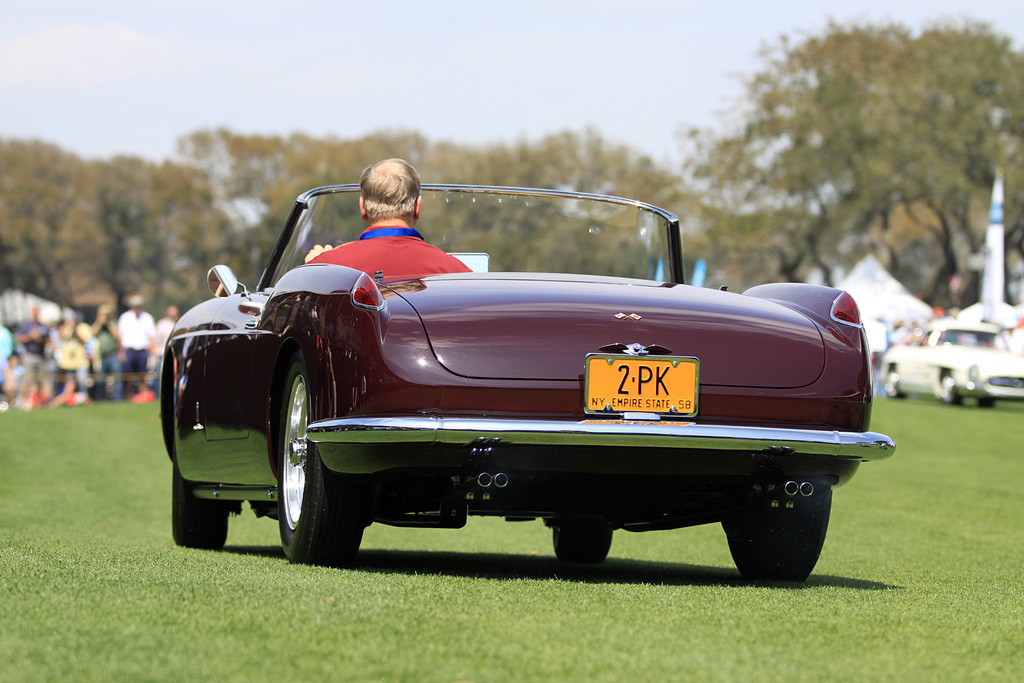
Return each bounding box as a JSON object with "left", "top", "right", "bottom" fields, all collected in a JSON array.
[{"left": 207, "top": 265, "right": 243, "bottom": 298}]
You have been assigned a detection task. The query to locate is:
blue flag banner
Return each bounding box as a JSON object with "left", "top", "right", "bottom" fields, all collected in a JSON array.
[
  {"left": 982, "top": 170, "right": 1005, "bottom": 324},
  {"left": 691, "top": 259, "right": 707, "bottom": 288}
]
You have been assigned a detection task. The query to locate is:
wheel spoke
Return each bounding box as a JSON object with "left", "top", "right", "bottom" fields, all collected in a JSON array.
[{"left": 282, "top": 378, "right": 307, "bottom": 530}]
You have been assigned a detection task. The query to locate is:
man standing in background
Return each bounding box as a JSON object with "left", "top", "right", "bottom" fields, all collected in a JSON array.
[
  {"left": 15, "top": 307, "right": 51, "bottom": 409},
  {"left": 118, "top": 295, "right": 155, "bottom": 400}
]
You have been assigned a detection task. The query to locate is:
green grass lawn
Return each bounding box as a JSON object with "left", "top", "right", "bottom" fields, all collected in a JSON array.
[{"left": 2, "top": 398, "right": 1022, "bottom": 682}]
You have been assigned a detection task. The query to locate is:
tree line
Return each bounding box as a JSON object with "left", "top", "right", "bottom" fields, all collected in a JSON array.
[
  {"left": 682, "top": 19, "right": 1024, "bottom": 307},
  {"left": 1, "top": 19, "right": 1022, "bottom": 316}
]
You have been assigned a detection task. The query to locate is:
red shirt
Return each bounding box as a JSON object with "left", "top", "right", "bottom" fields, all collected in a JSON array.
[{"left": 309, "top": 226, "right": 471, "bottom": 282}]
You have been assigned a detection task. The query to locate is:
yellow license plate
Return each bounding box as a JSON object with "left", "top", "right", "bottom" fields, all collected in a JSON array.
[{"left": 585, "top": 354, "right": 699, "bottom": 416}]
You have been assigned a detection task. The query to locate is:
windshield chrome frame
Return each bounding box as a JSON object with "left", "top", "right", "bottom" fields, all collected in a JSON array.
[{"left": 258, "top": 184, "right": 684, "bottom": 291}]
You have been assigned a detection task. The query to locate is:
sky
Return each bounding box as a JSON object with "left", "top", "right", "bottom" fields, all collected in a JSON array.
[{"left": 3, "top": 0, "right": 1024, "bottom": 167}]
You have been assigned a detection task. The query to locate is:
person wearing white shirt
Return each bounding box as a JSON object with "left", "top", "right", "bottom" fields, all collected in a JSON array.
[{"left": 118, "top": 295, "right": 156, "bottom": 398}]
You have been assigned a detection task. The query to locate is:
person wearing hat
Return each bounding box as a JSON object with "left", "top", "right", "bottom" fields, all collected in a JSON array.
[
  {"left": 118, "top": 295, "right": 156, "bottom": 400},
  {"left": 49, "top": 315, "right": 93, "bottom": 407}
]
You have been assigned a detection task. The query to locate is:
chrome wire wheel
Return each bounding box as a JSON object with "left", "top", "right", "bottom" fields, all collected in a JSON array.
[
  {"left": 277, "top": 352, "right": 368, "bottom": 567},
  {"left": 281, "top": 374, "right": 308, "bottom": 532}
]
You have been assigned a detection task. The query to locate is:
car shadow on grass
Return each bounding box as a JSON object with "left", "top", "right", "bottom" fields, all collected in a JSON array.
[
  {"left": 222, "top": 544, "right": 897, "bottom": 590},
  {"left": 355, "top": 549, "right": 899, "bottom": 590}
]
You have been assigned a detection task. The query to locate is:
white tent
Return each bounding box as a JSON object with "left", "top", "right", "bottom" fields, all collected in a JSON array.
[
  {"left": 956, "top": 301, "right": 1021, "bottom": 328},
  {"left": 0, "top": 289, "right": 63, "bottom": 327},
  {"left": 836, "top": 255, "right": 933, "bottom": 325}
]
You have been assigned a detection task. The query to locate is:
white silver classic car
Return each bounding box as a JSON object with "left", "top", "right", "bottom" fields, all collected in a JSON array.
[{"left": 882, "top": 321, "right": 1024, "bottom": 406}]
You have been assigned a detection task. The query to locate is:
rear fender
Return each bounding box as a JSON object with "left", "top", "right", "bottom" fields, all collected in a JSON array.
[
  {"left": 745, "top": 282, "right": 873, "bottom": 429},
  {"left": 262, "top": 263, "right": 383, "bottom": 421},
  {"left": 744, "top": 283, "right": 865, "bottom": 349}
]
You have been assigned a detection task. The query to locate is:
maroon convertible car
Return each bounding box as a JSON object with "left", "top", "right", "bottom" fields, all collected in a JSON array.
[{"left": 162, "top": 185, "right": 895, "bottom": 581}]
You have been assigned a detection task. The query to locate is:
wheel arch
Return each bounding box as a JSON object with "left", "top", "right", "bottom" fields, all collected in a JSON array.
[
  {"left": 159, "top": 351, "right": 176, "bottom": 461},
  {"left": 267, "top": 339, "right": 304, "bottom": 480}
]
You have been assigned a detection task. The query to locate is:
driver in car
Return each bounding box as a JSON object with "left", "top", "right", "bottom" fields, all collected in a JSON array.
[{"left": 304, "top": 158, "right": 471, "bottom": 282}]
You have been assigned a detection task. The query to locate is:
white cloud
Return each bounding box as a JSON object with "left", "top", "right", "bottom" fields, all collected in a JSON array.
[{"left": 0, "top": 23, "right": 196, "bottom": 89}]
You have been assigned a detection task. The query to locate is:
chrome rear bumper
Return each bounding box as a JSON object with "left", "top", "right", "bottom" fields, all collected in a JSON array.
[{"left": 307, "top": 416, "right": 895, "bottom": 462}]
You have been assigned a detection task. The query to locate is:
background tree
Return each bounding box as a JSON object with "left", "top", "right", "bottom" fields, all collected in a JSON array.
[
  {"left": 77, "top": 157, "right": 238, "bottom": 311},
  {"left": 684, "top": 20, "right": 1024, "bottom": 305},
  {"left": 0, "top": 139, "right": 88, "bottom": 304},
  {"left": 0, "top": 139, "right": 239, "bottom": 314},
  {"left": 177, "top": 128, "right": 441, "bottom": 285}
]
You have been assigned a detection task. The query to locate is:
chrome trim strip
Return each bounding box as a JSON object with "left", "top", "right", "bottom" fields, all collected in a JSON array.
[
  {"left": 295, "top": 183, "right": 680, "bottom": 226},
  {"left": 192, "top": 484, "right": 278, "bottom": 501},
  {"left": 306, "top": 417, "right": 895, "bottom": 461}
]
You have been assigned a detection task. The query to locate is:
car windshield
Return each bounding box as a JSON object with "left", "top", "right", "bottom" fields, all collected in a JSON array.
[
  {"left": 935, "top": 329, "right": 1000, "bottom": 348},
  {"left": 264, "top": 186, "right": 680, "bottom": 288}
]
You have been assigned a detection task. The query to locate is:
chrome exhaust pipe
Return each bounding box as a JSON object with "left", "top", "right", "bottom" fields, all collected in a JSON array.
[
  {"left": 475, "top": 472, "right": 509, "bottom": 488},
  {"left": 783, "top": 481, "right": 814, "bottom": 497}
]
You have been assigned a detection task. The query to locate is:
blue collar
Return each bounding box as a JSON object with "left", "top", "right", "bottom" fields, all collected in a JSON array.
[{"left": 359, "top": 226, "right": 423, "bottom": 240}]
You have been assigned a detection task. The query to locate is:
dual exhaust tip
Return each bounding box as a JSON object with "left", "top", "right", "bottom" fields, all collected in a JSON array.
[
  {"left": 784, "top": 480, "right": 815, "bottom": 497},
  {"left": 476, "top": 472, "right": 509, "bottom": 489}
]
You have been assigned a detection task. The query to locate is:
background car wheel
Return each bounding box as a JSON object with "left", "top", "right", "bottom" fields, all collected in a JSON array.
[
  {"left": 278, "top": 353, "right": 367, "bottom": 567},
  {"left": 722, "top": 487, "right": 832, "bottom": 582},
  {"left": 883, "top": 365, "right": 905, "bottom": 399},
  {"left": 172, "top": 457, "right": 230, "bottom": 550},
  {"left": 939, "top": 372, "right": 962, "bottom": 405},
  {"left": 551, "top": 516, "right": 613, "bottom": 563}
]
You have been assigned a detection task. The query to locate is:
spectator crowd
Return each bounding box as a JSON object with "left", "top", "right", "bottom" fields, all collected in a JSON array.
[
  {"left": 2, "top": 294, "right": 1023, "bottom": 413},
  {"left": 1, "top": 297, "right": 178, "bottom": 411}
]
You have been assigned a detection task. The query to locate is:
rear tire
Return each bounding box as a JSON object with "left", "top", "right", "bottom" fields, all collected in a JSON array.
[
  {"left": 172, "top": 458, "right": 229, "bottom": 550},
  {"left": 552, "top": 516, "right": 613, "bottom": 564},
  {"left": 278, "top": 353, "right": 367, "bottom": 567},
  {"left": 722, "top": 487, "right": 832, "bottom": 582}
]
